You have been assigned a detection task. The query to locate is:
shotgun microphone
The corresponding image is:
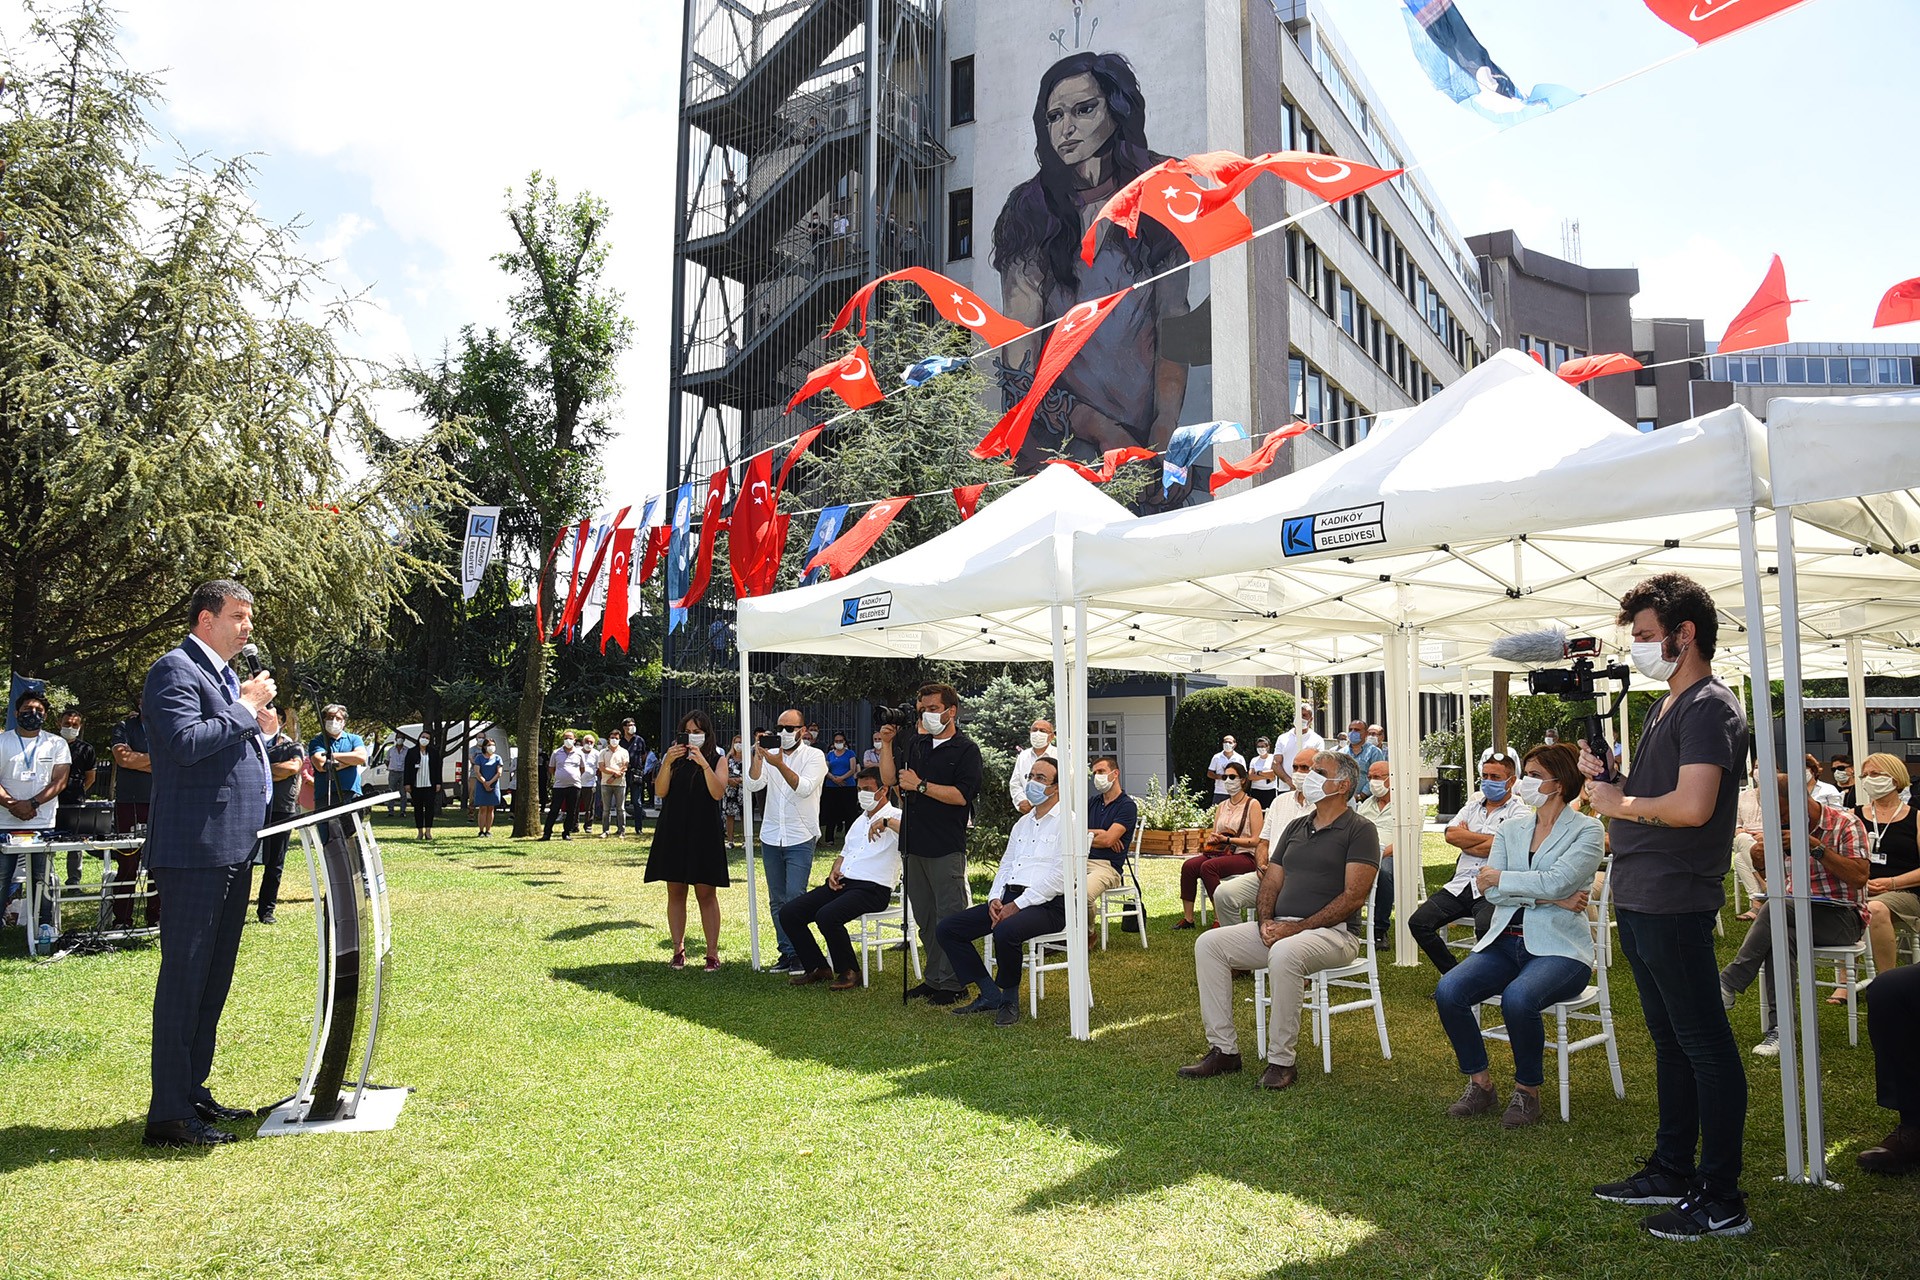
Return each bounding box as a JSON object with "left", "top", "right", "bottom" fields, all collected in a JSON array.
[{"left": 1488, "top": 627, "right": 1571, "bottom": 666}]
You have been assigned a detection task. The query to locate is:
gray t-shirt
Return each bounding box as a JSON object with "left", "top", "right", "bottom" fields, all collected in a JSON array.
[
  {"left": 1610, "top": 674, "right": 1748, "bottom": 914},
  {"left": 1267, "top": 808, "right": 1381, "bottom": 935}
]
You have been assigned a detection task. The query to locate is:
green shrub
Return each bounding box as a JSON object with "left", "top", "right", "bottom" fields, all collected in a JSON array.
[
  {"left": 1136, "top": 774, "right": 1211, "bottom": 830},
  {"left": 1418, "top": 693, "right": 1595, "bottom": 768},
  {"left": 1169, "top": 685, "right": 1296, "bottom": 797}
]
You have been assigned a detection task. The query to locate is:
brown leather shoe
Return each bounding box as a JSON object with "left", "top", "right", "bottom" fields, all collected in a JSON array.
[
  {"left": 828, "top": 969, "right": 861, "bottom": 990},
  {"left": 788, "top": 967, "right": 831, "bottom": 986},
  {"left": 1448, "top": 1080, "right": 1499, "bottom": 1118},
  {"left": 1857, "top": 1124, "right": 1920, "bottom": 1175},
  {"left": 1501, "top": 1087, "right": 1542, "bottom": 1129},
  {"left": 1178, "top": 1048, "right": 1243, "bottom": 1078},
  {"left": 1258, "top": 1063, "right": 1298, "bottom": 1091}
]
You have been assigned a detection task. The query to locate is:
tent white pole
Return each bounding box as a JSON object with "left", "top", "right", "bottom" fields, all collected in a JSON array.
[
  {"left": 1774, "top": 508, "right": 1833, "bottom": 1186},
  {"left": 1461, "top": 668, "right": 1475, "bottom": 782},
  {"left": 1385, "top": 629, "right": 1420, "bottom": 966},
  {"left": 1048, "top": 603, "right": 1085, "bottom": 1039},
  {"left": 1845, "top": 637, "right": 1869, "bottom": 774},
  {"left": 1071, "top": 598, "right": 1093, "bottom": 1039},
  {"left": 738, "top": 646, "right": 761, "bottom": 971},
  {"left": 1737, "top": 506, "right": 1805, "bottom": 1182}
]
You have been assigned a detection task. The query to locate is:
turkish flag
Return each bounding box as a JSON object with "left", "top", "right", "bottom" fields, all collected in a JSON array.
[
  {"left": 1185, "top": 148, "right": 1403, "bottom": 206},
  {"left": 973, "top": 289, "right": 1129, "bottom": 463},
  {"left": 785, "top": 344, "right": 884, "bottom": 414},
  {"left": 601, "top": 527, "right": 637, "bottom": 653},
  {"left": 776, "top": 424, "right": 823, "bottom": 494},
  {"left": 673, "top": 469, "right": 729, "bottom": 611},
  {"left": 1642, "top": 0, "right": 1808, "bottom": 44},
  {"left": 832, "top": 267, "right": 1029, "bottom": 349},
  {"left": 559, "top": 506, "right": 629, "bottom": 642},
  {"left": 1082, "top": 162, "right": 1252, "bottom": 266},
  {"left": 953, "top": 483, "right": 988, "bottom": 520},
  {"left": 805, "top": 496, "right": 911, "bottom": 581},
  {"left": 1556, "top": 353, "right": 1644, "bottom": 386},
  {"left": 730, "top": 451, "right": 779, "bottom": 600},
  {"left": 637, "top": 525, "right": 671, "bottom": 585},
  {"left": 1209, "top": 422, "right": 1312, "bottom": 493},
  {"left": 551, "top": 517, "right": 590, "bottom": 640},
  {"left": 1873, "top": 277, "right": 1920, "bottom": 329},
  {"left": 1047, "top": 446, "right": 1159, "bottom": 485},
  {"left": 1719, "top": 255, "right": 1800, "bottom": 355},
  {"left": 746, "top": 513, "right": 792, "bottom": 597}
]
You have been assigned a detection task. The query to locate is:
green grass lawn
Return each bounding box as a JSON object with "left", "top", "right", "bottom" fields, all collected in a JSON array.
[{"left": 1, "top": 817, "right": 1911, "bottom": 1279}]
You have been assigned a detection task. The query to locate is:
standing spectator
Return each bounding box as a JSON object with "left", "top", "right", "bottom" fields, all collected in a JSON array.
[
  {"left": 578, "top": 733, "right": 602, "bottom": 827},
  {"left": 385, "top": 735, "right": 410, "bottom": 816},
  {"left": 308, "top": 704, "right": 369, "bottom": 816},
  {"left": 1206, "top": 734, "right": 1246, "bottom": 804},
  {"left": 1582, "top": 573, "right": 1753, "bottom": 1240},
  {"left": 821, "top": 730, "right": 859, "bottom": 843},
  {"left": 808, "top": 213, "right": 827, "bottom": 272},
  {"left": 542, "top": 731, "right": 587, "bottom": 841},
  {"left": 1276, "top": 704, "right": 1325, "bottom": 797},
  {"left": 470, "top": 737, "right": 505, "bottom": 837},
  {"left": 110, "top": 694, "right": 154, "bottom": 925},
  {"left": 1339, "top": 718, "right": 1388, "bottom": 797},
  {"left": 597, "top": 731, "right": 630, "bottom": 838},
  {"left": 1369, "top": 725, "right": 1388, "bottom": 757},
  {"left": 403, "top": 731, "right": 442, "bottom": 840},
  {"left": 862, "top": 732, "right": 883, "bottom": 769},
  {"left": 831, "top": 209, "right": 851, "bottom": 264},
  {"left": 257, "top": 712, "right": 305, "bottom": 924},
  {"left": 746, "top": 709, "right": 829, "bottom": 974},
  {"left": 1009, "top": 719, "right": 1057, "bottom": 816},
  {"left": 724, "top": 733, "right": 745, "bottom": 845},
  {"left": 0, "top": 690, "right": 70, "bottom": 947},
  {"left": 645, "top": 710, "right": 730, "bottom": 970},
  {"left": 56, "top": 706, "right": 99, "bottom": 885},
  {"left": 880, "top": 683, "right": 985, "bottom": 1007},
  {"left": 1408, "top": 750, "right": 1525, "bottom": 972},
  {"left": 1248, "top": 737, "right": 1279, "bottom": 809},
  {"left": 638, "top": 745, "right": 661, "bottom": 811}
]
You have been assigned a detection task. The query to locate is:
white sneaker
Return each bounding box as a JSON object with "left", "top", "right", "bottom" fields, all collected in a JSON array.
[{"left": 1752, "top": 1029, "right": 1780, "bottom": 1057}]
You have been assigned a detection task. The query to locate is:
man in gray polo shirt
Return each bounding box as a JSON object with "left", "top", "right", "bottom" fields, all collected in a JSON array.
[{"left": 1178, "top": 749, "right": 1380, "bottom": 1092}]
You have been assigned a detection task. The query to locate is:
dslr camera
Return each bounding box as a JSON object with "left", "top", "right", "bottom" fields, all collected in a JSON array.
[
  {"left": 1525, "top": 636, "right": 1631, "bottom": 702},
  {"left": 873, "top": 702, "right": 920, "bottom": 731}
]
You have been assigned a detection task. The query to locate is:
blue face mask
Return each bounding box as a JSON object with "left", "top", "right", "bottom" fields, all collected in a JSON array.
[
  {"left": 1481, "top": 778, "right": 1509, "bottom": 802},
  {"left": 1024, "top": 779, "right": 1051, "bottom": 807},
  {"left": 1348, "top": 730, "right": 1363, "bottom": 745}
]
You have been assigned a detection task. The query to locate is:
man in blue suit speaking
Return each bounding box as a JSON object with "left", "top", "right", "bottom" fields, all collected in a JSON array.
[{"left": 141, "top": 579, "right": 277, "bottom": 1147}]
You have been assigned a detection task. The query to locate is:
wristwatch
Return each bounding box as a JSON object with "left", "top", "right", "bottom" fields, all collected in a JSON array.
[{"left": 916, "top": 781, "right": 929, "bottom": 795}]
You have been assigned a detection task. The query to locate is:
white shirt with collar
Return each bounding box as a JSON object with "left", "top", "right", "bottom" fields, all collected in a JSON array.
[
  {"left": 1275, "top": 727, "right": 1325, "bottom": 788},
  {"left": 838, "top": 801, "right": 903, "bottom": 887},
  {"left": 1008, "top": 743, "right": 1058, "bottom": 805},
  {"left": 0, "top": 728, "right": 70, "bottom": 830},
  {"left": 186, "top": 632, "right": 267, "bottom": 767},
  {"left": 1207, "top": 749, "right": 1246, "bottom": 794},
  {"left": 745, "top": 740, "right": 827, "bottom": 846},
  {"left": 989, "top": 803, "right": 1067, "bottom": 909},
  {"left": 1441, "top": 793, "right": 1526, "bottom": 897},
  {"left": 1358, "top": 793, "right": 1395, "bottom": 856},
  {"left": 1261, "top": 789, "right": 1313, "bottom": 853}
]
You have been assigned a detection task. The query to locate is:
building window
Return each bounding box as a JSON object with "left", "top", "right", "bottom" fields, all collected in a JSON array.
[
  {"left": 1878, "top": 356, "right": 1913, "bottom": 384},
  {"left": 1805, "top": 356, "right": 1826, "bottom": 385},
  {"left": 1088, "top": 718, "right": 1121, "bottom": 773},
  {"left": 1339, "top": 285, "right": 1356, "bottom": 338},
  {"left": 1286, "top": 229, "right": 1301, "bottom": 282},
  {"left": 949, "top": 57, "right": 974, "bottom": 126},
  {"left": 1829, "top": 356, "right": 1852, "bottom": 385},
  {"left": 946, "top": 189, "right": 974, "bottom": 261},
  {"left": 1289, "top": 356, "right": 1305, "bottom": 417},
  {"left": 1851, "top": 356, "right": 1872, "bottom": 385},
  {"left": 1785, "top": 356, "right": 1806, "bottom": 384},
  {"left": 1761, "top": 356, "right": 1781, "bottom": 383}
]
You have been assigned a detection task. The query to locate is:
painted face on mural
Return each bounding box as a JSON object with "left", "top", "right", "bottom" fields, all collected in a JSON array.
[{"left": 1045, "top": 73, "right": 1115, "bottom": 177}]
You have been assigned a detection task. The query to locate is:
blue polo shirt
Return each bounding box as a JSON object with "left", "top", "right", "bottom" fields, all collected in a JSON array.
[
  {"left": 308, "top": 731, "right": 367, "bottom": 807},
  {"left": 1088, "top": 790, "right": 1139, "bottom": 871}
]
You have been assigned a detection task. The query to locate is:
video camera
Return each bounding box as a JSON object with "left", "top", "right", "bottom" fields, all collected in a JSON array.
[
  {"left": 1488, "top": 628, "right": 1631, "bottom": 783},
  {"left": 873, "top": 702, "right": 920, "bottom": 731}
]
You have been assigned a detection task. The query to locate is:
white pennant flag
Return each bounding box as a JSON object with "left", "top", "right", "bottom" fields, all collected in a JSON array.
[{"left": 461, "top": 506, "right": 502, "bottom": 600}]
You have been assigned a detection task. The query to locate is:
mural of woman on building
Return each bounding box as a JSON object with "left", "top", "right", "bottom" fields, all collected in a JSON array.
[{"left": 991, "top": 51, "right": 1206, "bottom": 470}]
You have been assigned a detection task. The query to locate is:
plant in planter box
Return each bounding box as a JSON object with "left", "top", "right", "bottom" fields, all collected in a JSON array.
[{"left": 1136, "top": 775, "right": 1211, "bottom": 855}]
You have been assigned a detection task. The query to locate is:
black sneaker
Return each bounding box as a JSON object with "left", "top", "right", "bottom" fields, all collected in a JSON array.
[
  {"left": 1593, "top": 1156, "right": 1692, "bottom": 1206},
  {"left": 1641, "top": 1184, "right": 1752, "bottom": 1240}
]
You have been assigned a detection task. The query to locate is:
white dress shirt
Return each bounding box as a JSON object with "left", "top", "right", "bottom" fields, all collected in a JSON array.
[
  {"left": 1441, "top": 794, "right": 1526, "bottom": 896},
  {"left": 1008, "top": 744, "right": 1058, "bottom": 805},
  {"left": 989, "top": 804, "right": 1066, "bottom": 909},
  {"left": 745, "top": 741, "right": 827, "bottom": 845},
  {"left": 1207, "top": 750, "right": 1246, "bottom": 795},
  {"left": 187, "top": 632, "right": 268, "bottom": 768},
  {"left": 1274, "top": 728, "right": 1324, "bottom": 789},
  {"left": 838, "top": 801, "right": 903, "bottom": 887}
]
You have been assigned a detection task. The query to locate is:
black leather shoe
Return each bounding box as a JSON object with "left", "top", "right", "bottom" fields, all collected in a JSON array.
[
  {"left": 952, "top": 994, "right": 1001, "bottom": 1015},
  {"left": 993, "top": 1002, "right": 1020, "bottom": 1027},
  {"left": 194, "top": 1098, "right": 252, "bottom": 1123},
  {"left": 924, "top": 988, "right": 963, "bottom": 1006},
  {"left": 904, "top": 983, "right": 936, "bottom": 1000},
  {"left": 143, "top": 1118, "right": 237, "bottom": 1148},
  {"left": 257, "top": 909, "right": 276, "bottom": 925}
]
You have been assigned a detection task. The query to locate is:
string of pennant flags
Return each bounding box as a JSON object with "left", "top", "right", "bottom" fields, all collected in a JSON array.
[{"left": 493, "top": 0, "right": 1914, "bottom": 648}]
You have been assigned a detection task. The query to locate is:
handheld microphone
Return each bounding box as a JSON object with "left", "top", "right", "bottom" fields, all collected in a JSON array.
[{"left": 1488, "top": 627, "right": 1569, "bottom": 666}]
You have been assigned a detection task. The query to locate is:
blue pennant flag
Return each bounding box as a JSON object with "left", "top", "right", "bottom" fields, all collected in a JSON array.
[
  {"left": 901, "top": 356, "right": 968, "bottom": 388},
  {"left": 1163, "top": 421, "right": 1247, "bottom": 495},
  {"left": 665, "top": 483, "right": 694, "bottom": 634},
  {"left": 800, "top": 504, "right": 850, "bottom": 587},
  {"left": 1400, "top": 0, "right": 1579, "bottom": 128}
]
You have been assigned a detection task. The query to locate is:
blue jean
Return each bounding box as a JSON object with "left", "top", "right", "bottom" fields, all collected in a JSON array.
[
  {"left": 1434, "top": 931, "right": 1592, "bottom": 1087},
  {"left": 1617, "top": 907, "right": 1748, "bottom": 1194},
  {"left": 761, "top": 839, "right": 815, "bottom": 962},
  {"left": 934, "top": 890, "right": 1067, "bottom": 1005},
  {"left": 1, "top": 849, "right": 53, "bottom": 930}
]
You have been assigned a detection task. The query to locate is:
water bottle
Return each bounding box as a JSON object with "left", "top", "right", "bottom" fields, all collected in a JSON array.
[{"left": 37, "top": 923, "right": 54, "bottom": 956}]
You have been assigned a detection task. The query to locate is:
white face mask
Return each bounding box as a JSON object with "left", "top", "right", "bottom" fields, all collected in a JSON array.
[
  {"left": 1092, "top": 771, "right": 1115, "bottom": 794},
  {"left": 324, "top": 719, "right": 344, "bottom": 735},
  {"left": 1805, "top": 768, "right": 1819, "bottom": 786},
  {"left": 1365, "top": 735, "right": 1378, "bottom": 748},
  {"left": 856, "top": 789, "right": 880, "bottom": 813},
  {"left": 1222, "top": 742, "right": 1236, "bottom": 754},
  {"left": 920, "top": 709, "right": 946, "bottom": 734},
  {"left": 1298, "top": 771, "right": 1329, "bottom": 805},
  {"left": 1834, "top": 769, "right": 1852, "bottom": 784},
  {"left": 1515, "top": 776, "right": 1553, "bottom": 809},
  {"left": 1222, "top": 777, "right": 1242, "bottom": 796},
  {"left": 779, "top": 728, "right": 799, "bottom": 749},
  {"left": 686, "top": 733, "right": 706, "bottom": 749},
  {"left": 872, "top": 739, "right": 881, "bottom": 749},
  {"left": 59, "top": 726, "right": 80, "bottom": 742},
  {"left": 1298, "top": 712, "right": 1314, "bottom": 729},
  {"left": 1859, "top": 774, "right": 1899, "bottom": 801},
  {"left": 1030, "top": 730, "right": 1051, "bottom": 750},
  {"left": 1630, "top": 638, "right": 1680, "bottom": 682},
  {"left": 1255, "top": 747, "right": 1269, "bottom": 758}
]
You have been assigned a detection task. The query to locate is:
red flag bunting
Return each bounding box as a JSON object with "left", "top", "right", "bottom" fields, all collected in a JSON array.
[
  {"left": 775, "top": 425, "right": 823, "bottom": 494},
  {"left": 1873, "top": 277, "right": 1920, "bottom": 329},
  {"left": 805, "top": 496, "right": 911, "bottom": 581},
  {"left": 1642, "top": 0, "right": 1808, "bottom": 44},
  {"left": 558, "top": 506, "right": 630, "bottom": 642},
  {"left": 1556, "top": 353, "right": 1644, "bottom": 386},
  {"left": 973, "top": 290, "right": 1130, "bottom": 464},
  {"left": 785, "top": 344, "right": 883, "bottom": 414},
  {"left": 730, "top": 452, "right": 779, "bottom": 600},
  {"left": 1526, "top": 348, "right": 1545, "bottom": 366},
  {"left": 551, "top": 517, "right": 590, "bottom": 640},
  {"left": 751, "top": 513, "right": 793, "bottom": 597},
  {"left": 1186, "top": 148, "right": 1403, "bottom": 207},
  {"left": 1047, "top": 446, "right": 1159, "bottom": 485},
  {"left": 953, "top": 483, "right": 988, "bottom": 520},
  {"left": 601, "top": 527, "right": 636, "bottom": 654},
  {"left": 831, "top": 267, "right": 1030, "bottom": 349},
  {"left": 637, "top": 525, "right": 671, "bottom": 586},
  {"left": 1719, "top": 255, "right": 1801, "bottom": 355},
  {"left": 672, "top": 470, "right": 729, "bottom": 611},
  {"left": 1209, "top": 422, "right": 1313, "bottom": 493},
  {"left": 1082, "top": 163, "right": 1253, "bottom": 266}
]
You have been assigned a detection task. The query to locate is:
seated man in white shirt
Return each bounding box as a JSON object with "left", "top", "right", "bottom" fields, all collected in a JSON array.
[
  {"left": 1212, "top": 746, "right": 1320, "bottom": 924},
  {"left": 1407, "top": 749, "right": 1525, "bottom": 973},
  {"left": 936, "top": 757, "right": 1067, "bottom": 1026},
  {"left": 779, "top": 768, "right": 901, "bottom": 990}
]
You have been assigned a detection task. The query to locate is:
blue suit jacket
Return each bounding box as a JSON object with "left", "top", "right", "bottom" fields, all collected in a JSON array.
[
  {"left": 142, "top": 641, "right": 272, "bottom": 869},
  {"left": 1478, "top": 808, "right": 1606, "bottom": 964}
]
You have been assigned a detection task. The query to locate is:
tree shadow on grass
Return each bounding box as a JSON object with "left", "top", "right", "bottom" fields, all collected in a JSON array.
[{"left": 546, "top": 920, "right": 648, "bottom": 943}]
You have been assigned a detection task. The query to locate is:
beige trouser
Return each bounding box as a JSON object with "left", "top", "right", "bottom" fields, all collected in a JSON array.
[
  {"left": 1732, "top": 832, "right": 1766, "bottom": 904},
  {"left": 1085, "top": 859, "right": 1124, "bottom": 906},
  {"left": 1196, "top": 921, "right": 1361, "bottom": 1066},
  {"left": 1211, "top": 871, "right": 1261, "bottom": 922}
]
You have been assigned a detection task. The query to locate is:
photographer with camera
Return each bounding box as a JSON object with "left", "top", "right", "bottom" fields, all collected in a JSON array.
[
  {"left": 307, "top": 704, "right": 368, "bottom": 815},
  {"left": 1579, "top": 573, "right": 1752, "bottom": 1241},
  {"left": 746, "top": 708, "right": 828, "bottom": 974},
  {"left": 879, "top": 683, "right": 983, "bottom": 1006}
]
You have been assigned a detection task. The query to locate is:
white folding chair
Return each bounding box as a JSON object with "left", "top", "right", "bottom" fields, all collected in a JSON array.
[
  {"left": 1474, "top": 860, "right": 1624, "bottom": 1122},
  {"left": 1251, "top": 874, "right": 1391, "bottom": 1074},
  {"left": 1810, "top": 938, "right": 1871, "bottom": 1046},
  {"left": 1022, "top": 929, "right": 1092, "bottom": 1020},
  {"left": 850, "top": 889, "right": 921, "bottom": 988},
  {"left": 1097, "top": 827, "right": 1149, "bottom": 950}
]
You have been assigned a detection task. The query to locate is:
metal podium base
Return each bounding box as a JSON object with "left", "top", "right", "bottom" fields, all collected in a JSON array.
[{"left": 257, "top": 1086, "right": 409, "bottom": 1137}]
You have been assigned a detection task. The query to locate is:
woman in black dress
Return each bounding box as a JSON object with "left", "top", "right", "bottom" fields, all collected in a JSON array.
[{"left": 645, "top": 709, "right": 730, "bottom": 970}]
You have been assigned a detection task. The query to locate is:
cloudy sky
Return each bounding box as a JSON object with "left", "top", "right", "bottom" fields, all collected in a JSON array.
[{"left": 4, "top": 0, "right": 1912, "bottom": 504}]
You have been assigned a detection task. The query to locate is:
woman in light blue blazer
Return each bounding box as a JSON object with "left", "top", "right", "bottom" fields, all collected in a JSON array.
[{"left": 1435, "top": 744, "right": 1605, "bottom": 1128}]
